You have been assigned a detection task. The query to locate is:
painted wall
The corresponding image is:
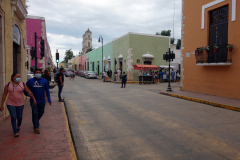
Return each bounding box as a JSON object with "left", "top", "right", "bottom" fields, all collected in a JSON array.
[
  {"left": 182, "top": 0, "right": 240, "bottom": 99},
  {"left": 0, "top": 0, "right": 27, "bottom": 123},
  {"left": 26, "top": 17, "right": 49, "bottom": 70}
]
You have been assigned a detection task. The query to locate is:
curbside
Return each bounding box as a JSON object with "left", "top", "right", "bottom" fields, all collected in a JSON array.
[{"left": 160, "top": 91, "right": 240, "bottom": 112}]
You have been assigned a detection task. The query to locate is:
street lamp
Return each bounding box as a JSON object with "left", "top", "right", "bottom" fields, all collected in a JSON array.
[{"left": 98, "top": 35, "right": 103, "bottom": 79}]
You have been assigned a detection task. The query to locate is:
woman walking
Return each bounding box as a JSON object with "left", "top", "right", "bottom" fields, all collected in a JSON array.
[
  {"left": 42, "top": 69, "right": 51, "bottom": 86},
  {"left": 0, "top": 73, "right": 36, "bottom": 137}
]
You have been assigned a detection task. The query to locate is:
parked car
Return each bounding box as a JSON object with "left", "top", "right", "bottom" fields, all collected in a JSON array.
[
  {"left": 86, "top": 71, "right": 97, "bottom": 79},
  {"left": 27, "top": 74, "right": 35, "bottom": 80},
  {"left": 76, "top": 70, "right": 81, "bottom": 76},
  {"left": 81, "top": 71, "right": 88, "bottom": 77},
  {"left": 65, "top": 69, "right": 74, "bottom": 77}
]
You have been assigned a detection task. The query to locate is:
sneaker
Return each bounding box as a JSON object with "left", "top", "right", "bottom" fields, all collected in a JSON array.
[
  {"left": 34, "top": 128, "right": 40, "bottom": 134},
  {"left": 59, "top": 99, "right": 64, "bottom": 102},
  {"left": 14, "top": 133, "right": 19, "bottom": 137}
]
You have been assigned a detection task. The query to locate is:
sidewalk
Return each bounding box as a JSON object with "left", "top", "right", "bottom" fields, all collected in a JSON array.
[
  {"left": 0, "top": 96, "right": 77, "bottom": 160},
  {"left": 161, "top": 88, "right": 240, "bottom": 112}
]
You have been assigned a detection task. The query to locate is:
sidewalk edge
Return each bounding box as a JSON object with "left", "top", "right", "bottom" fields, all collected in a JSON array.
[
  {"left": 160, "top": 91, "right": 240, "bottom": 112},
  {"left": 63, "top": 102, "right": 78, "bottom": 160}
]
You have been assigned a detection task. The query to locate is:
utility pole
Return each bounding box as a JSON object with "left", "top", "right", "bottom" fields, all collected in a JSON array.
[{"left": 35, "top": 32, "right": 37, "bottom": 69}]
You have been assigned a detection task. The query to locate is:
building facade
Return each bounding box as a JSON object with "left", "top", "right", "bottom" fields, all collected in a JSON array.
[
  {"left": 181, "top": 0, "right": 239, "bottom": 99},
  {"left": 82, "top": 29, "right": 92, "bottom": 55},
  {"left": 0, "top": 0, "right": 28, "bottom": 123},
  {"left": 80, "top": 32, "right": 170, "bottom": 81},
  {"left": 26, "top": 15, "right": 51, "bottom": 71}
]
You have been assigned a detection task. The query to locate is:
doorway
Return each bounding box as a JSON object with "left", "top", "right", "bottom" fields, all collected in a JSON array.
[
  {"left": 97, "top": 61, "right": 99, "bottom": 75},
  {"left": 13, "top": 42, "right": 18, "bottom": 73},
  {"left": 208, "top": 5, "right": 228, "bottom": 62},
  {"left": 92, "top": 62, "right": 94, "bottom": 71}
]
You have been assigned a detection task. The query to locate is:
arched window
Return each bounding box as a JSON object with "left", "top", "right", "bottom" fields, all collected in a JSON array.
[
  {"left": 88, "top": 35, "right": 90, "bottom": 39},
  {"left": 88, "top": 42, "right": 90, "bottom": 47}
]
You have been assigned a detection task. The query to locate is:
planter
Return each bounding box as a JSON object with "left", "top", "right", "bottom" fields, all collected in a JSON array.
[
  {"left": 199, "top": 51, "right": 203, "bottom": 54},
  {"left": 228, "top": 48, "right": 233, "bottom": 52},
  {"left": 205, "top": 50, "right": 209, "bottom": 54},
  {"left": 214, "top": 48, "right": 218, "bottom": 53}
]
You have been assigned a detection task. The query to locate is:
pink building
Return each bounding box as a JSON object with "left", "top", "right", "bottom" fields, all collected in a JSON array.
[
  {"left": 79, "top": 54, "right": 87, "bottom": 71},
  {"left": 26, "top": 15, "right": 51, "bottom": 71}
]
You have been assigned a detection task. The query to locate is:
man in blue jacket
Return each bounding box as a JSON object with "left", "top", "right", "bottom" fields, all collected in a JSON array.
[{"left": 26, "top": 69, "right": 52, "bottom": 134}]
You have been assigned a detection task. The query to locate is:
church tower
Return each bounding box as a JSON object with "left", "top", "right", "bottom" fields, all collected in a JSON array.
[{"left": 82, "top": 28, "right": 92, "bottom": 55}]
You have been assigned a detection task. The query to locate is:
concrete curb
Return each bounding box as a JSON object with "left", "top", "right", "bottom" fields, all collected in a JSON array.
[
  {"left": 160, "top": 91, "right": 240, "bottom": 112},
  {"left": 63, "top": 100, "right": 79, "bottom": 160}
]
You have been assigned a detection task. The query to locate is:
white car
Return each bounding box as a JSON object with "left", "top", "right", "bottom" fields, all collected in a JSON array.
[
  {"left": 86, "top": 71, "right": 97, "bottom": 79},
  {"left": 65, "top": 69, "right": 74, "bottom": 77}
]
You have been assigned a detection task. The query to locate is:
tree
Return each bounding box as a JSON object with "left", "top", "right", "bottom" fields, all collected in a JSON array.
[
  {"left": 176, "top": 39, "right": 181, "bottom": 49},
  {"left": 86, "top": 48, "right": 94, "bottom": 53},
  {"left": 156, "top": 30, "right": 175, "bottom": 44},
  {"left": 61, "top": 49, "right": 75, "bottom": 63}
]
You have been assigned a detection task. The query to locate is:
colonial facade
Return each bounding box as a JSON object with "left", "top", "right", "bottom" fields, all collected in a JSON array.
[
  {"left": 181, "top": 0, "right": 239, "bottom": 99},
  {"left": 26, "top": 15, "right": 52, "bottom": 71},
  {"left": 82, "top": 28, "right": 92, "bottom": 55},
  {"left": 79, "top": 32, "right": 170, "bottom": 81},
  {"left": 0, "top": 0, "right": 28, "bottom": 123}
]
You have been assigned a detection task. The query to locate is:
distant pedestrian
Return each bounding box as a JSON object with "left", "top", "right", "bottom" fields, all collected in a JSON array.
[
  {"left": 56, "top": 68, "right": 64, "bottom": 102},
  {"left": 27, "top": 69, "right": 30, "bottom": 74},
  {"left": 42, "top": 70, "right": 51, "bottom": 86},
  {"left": 171, "top": 69, "right": 175, "bottom": 82},
  {"left": 107, "top": 70, "right": 110, "bottom": 77},
  {"left": 152, "top": 71, "right": 155, "bottom": 84},
  {"left": 114, "top": 70, "right": 117, "bottom": 81},
  {"left": 121, "top": 71, "right": 127, "bottom": 88},
  {"left": 26, "top": 69, "right": 52, "bottom": 134},
  {"left": 117, "top": 68, "right": 121, "bottom": 81},
  {"left": 0, "top": 73, "right": 35, "bottom": 137},
  {"left": 109, "top": 70, "right": 112, "bottom": 79},
  {"left": 176, "top": 70, "right": 180, "bottom": 82},
  {"left": 160, "top": 70, "right": 164, "bottom": 82},
  {"left": 53, "top": 68, "right": 57, "bottom": 77}
]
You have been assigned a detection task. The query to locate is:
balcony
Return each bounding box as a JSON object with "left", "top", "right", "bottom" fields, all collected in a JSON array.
[{"left": 195, "top": 44, "right": 232, "bottom": 66}]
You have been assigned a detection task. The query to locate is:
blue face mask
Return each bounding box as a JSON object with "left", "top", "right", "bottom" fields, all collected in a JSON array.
[
  {"left": 16, "top": 78, "right": 21, "bottom": 82},
  {"left": 35, "top": 74, "right": 42, "bottom": 79}
]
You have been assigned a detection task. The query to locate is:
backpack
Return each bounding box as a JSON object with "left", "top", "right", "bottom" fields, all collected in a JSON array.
[
  {"left": 7, "top": 82, "right": 25, "bottom": 91},
  {"left": 55, "top": 73, "right": 60, "bottom": 83}
]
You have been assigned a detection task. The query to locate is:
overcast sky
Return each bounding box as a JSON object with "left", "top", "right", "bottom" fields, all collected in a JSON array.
[{"left": 27, "top": 0, "right": 182, "bottom": 63}]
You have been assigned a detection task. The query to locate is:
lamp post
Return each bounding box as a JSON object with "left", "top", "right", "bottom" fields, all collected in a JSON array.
[{"left": 98, "top": 35, "right": 103, "bottom": 79}]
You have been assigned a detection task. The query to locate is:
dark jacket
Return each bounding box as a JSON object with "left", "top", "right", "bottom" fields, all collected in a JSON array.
[{"left": 121, "top": 74, "right": 127, "bottom": 83}]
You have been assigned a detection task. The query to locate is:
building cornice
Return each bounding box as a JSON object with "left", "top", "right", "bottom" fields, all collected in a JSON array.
[{"left": 11, "top": 0, "right": 28, "bottom": 23}]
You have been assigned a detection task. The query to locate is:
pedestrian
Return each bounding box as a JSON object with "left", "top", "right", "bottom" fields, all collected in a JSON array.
[
  {"left": 42, "top": 70, "right": 51, "bottom": 86},
  {"left": 114, "top": 70, "right": 117, "bottom": 81},
  {"left": 27, "top": 69, "right": 30, "bottom": 74},
  {"left": 0, "top": 73, "right": 36, "bottom": 137},
  {"left": 53, "top": 68, "right": 57, "bottom": 77},
  {"left": 176, "top": 70, "right": 180, "bottom": 82},
  {"left": 155, "top": 72, "right": 159, "bottom": 83},
  {"left": 121, "top": 71, "right": 127, "bottom": 88},
  {"left": 109, "top": 70, "right": 112, "bottom": 79},
  {"left": 26, "top": 69, "right": 52, "bottom": 134},
  {"left": 117, "top": 68, "right": 121, "bottom": 81},
  {"left": 56, "top": 68, "right": 64, "bottom": 102},
  {"left": 171, "top": 69, "right": 175, "bottom": 82},
  {"left": 107, "top": 70, "right": 110, "bottom": 77},
  {"left": 152, "top": 71, "right": 155, "bottom": 84}
]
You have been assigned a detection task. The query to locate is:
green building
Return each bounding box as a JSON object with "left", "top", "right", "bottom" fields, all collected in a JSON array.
[{"left": 85, "top": 32, "right": 170, "bottom": 81}]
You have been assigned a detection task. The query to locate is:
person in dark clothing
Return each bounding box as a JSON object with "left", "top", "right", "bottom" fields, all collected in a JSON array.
[
  {"left": 57, "top": 68, "right": 64, "bottom": 102},
  {"left": 121, "top": 72, "right": 127, "bottom": 88},
  {"left": 42, "top": 70, "right": 51, "bottom": 87},
  {"left": 109, "top": 70, "right": 112, "bottom": 79},
  {"left": 107, "top": 70, "right": 110, "bottom": 77}
]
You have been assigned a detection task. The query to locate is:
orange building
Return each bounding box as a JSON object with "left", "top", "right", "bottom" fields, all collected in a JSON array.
[{"left": 181, "top": 0, "right": 240, "bottom": 99}]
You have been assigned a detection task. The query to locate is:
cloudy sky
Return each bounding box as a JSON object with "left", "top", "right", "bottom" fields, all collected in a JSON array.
[{"left": 27, "top": 0, "right": 182, "bottom": 63}]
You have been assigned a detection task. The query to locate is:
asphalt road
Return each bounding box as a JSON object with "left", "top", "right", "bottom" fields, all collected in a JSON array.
[{"left": 60, "top": 76, "right": 240, "bottom": 160}]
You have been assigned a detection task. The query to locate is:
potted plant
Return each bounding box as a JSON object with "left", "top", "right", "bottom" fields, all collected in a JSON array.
[
  {"left": 204, "top": 46, "right": 210, "bottom": 53},
  {"left": 227, "top": 44, "right": 234, "bottom": 52},
  {"left": 199, "top": 47, "right": 204, "bottom": 54},
  {"left": 213, "top": 44, "right": 218, "bottom": 53}
]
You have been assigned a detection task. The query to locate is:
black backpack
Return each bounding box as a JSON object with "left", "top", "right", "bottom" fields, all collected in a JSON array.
[{"left": 55, "top": 73, "right": 60, "bottom": 83}]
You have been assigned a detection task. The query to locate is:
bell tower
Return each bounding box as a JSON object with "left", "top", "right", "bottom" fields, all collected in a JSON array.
[{"left": 82, "top": 28, "right": 92, "bottom": 55}]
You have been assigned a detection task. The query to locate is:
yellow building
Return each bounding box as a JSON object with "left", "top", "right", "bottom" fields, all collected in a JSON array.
[{"left": 0, "top": 0, "right": 28, "bottom": 123}]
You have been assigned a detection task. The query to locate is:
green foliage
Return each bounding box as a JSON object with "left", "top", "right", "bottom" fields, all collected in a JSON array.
[
  {"left": 61, "top": 49, "right": 75, "bottom": 63},
  {"left": 86, "top": 48, "right": 94, "bottom": 53},
  {"left": 156, "top": 30, "right": 175, "bottom": 44},
  {"left": 47, "top": 67, "right": 51, "bottom": 72},
  {"left": 176, "top": 39, "right": 181, "bottom": 49}
]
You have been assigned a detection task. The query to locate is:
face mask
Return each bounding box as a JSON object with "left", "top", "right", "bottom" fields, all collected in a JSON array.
[
  {"left": 35, "top": 74, "right": 42, "bottom": 79},
  {"left": 16, "top": 78, "right": 21, "bottom": 82}
]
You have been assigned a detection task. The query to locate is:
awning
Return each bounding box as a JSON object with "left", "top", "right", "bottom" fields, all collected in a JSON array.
[{"left": 133, "top": 64, "right": 160, "bottom": 70}]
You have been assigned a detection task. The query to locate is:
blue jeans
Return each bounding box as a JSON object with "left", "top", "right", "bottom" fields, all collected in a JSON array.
[
  {"left": 7, "top": 105, "right": 24, "bottom": 133},
  {"left": 171, "top": 76, "right": 174, "bottom": 82},
  {"left": 58, "top": 84, "right": 63, "bottom": 101},
  {"left": 30, "top": 102, "right": 45, "bottom": 129}
]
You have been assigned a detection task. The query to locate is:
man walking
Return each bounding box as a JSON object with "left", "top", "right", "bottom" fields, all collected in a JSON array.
[
  {"left": 121, "top": 72, "right": 127, "bottom": 88},
  {"left": 26, "top": 69, "right": 51, "bottom": 134},
  {"left": 171, "top": 69, "right": 175, "bottom": 82},
  {"left": 57, "top": 68, "right": 64, "bottom": 102}
]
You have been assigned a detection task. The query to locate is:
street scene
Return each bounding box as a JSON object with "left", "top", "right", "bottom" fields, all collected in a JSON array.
[{"left": 0, "top": 0, "right": 240, "bottom": 160}]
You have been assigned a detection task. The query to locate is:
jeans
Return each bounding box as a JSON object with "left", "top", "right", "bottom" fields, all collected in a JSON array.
[
  {"left": 30, "top": 102, "right": 45, "bottom": 129},
  {"left": 7, "top": 105, "right": 24, "bottom": 133},
  {"left": 160, "top": 76, "right": 163, "bottom": 82},
  {"left": 121, "top": 81, "right": 126, "bottom": 88},
  {"left": 171, "top": 76, "right": 174, "bottom": 82},
  {"left": 58, "top": 84, "right": 63, "bottom": 101},
  {"left": 153, "top": 78, "right": 155, "bottom": 84}
]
